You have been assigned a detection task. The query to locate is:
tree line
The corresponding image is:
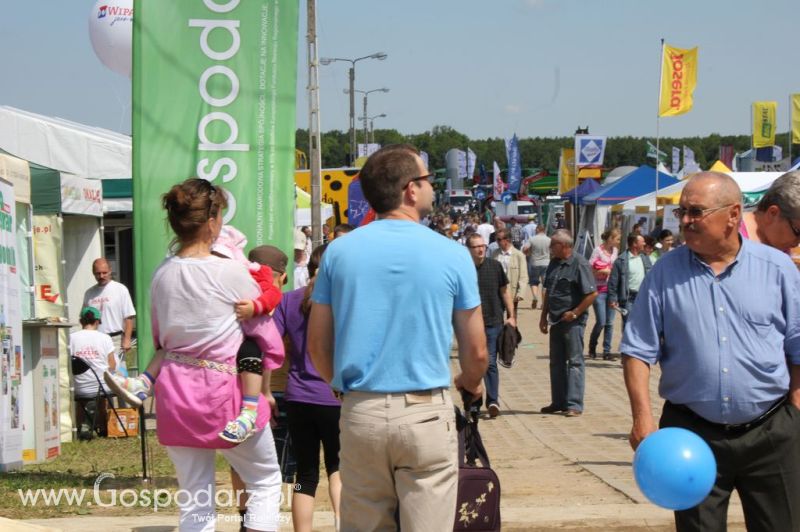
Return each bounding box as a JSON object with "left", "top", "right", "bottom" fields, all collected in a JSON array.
[{"left": 296, "top": 126, "right": 794, "bottom": 174}]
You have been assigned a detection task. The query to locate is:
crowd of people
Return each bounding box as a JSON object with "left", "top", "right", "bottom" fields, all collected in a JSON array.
[{"left": 67, "top": 140, "right": 800, "bottom": 531}]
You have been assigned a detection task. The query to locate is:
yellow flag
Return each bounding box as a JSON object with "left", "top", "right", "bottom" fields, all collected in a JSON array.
[
  {"left": 659, "top": 44, "right": 698, "bottom": 117},
  {"left": 792, "top": 94, "right": 800, "bottom": 145},
  {"left": 558, "top": 148, "right": 576, "bottom": 193},
  {"left": 752, "top": 101, "right": 777, "bottom": 148}
]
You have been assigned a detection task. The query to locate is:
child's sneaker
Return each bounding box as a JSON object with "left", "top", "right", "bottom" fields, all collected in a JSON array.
[
  {"left": 104, "top": 371, "right": 152, "bottom": 407},
  {"left": 219, "top": 412, "right": 256, "bottom": 444}
]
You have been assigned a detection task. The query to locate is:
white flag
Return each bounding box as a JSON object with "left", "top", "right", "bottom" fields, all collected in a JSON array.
[{"left": 493, "top": 161, "right": 504, "bottom": 199}]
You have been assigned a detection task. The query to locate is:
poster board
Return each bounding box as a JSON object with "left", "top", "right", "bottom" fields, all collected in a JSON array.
[{"left": 0, "top": 178, "right": 24, "bottom": 470}]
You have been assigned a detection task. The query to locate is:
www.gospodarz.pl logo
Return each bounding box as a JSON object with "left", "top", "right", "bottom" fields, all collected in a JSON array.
[{"left": 16, "top": 472, "right": 266, "bottom": 512}]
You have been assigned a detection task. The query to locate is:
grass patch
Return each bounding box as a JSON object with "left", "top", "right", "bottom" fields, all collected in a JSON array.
[{"left": 0, "top": 431, "right": 233, "bottom": 520}]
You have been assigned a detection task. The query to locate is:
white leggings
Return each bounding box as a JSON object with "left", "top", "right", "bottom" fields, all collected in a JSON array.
[{"left": 167, "top": 428, "right": 282, "bottom": 531}]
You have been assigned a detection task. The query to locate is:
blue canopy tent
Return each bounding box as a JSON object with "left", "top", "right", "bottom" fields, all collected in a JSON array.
[
  {"left": 560, "top": 178, "right": 600, "bottom": 205},
  {"left": 582, "top": 165, "right": 678, "bottom": 205}
]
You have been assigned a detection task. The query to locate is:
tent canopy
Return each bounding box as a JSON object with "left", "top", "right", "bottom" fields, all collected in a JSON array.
[
  {"left": 583, "top": 165, "right": 678, "bottom": 205},
  {"left": 709, "top": 160, "right": 732, "bottom": 173},
  {"left": 0, "top": 106, "right": 130, "bottom": 180},
  {"left": 526, "top": 173, "right": 558, "bottom": 194},
  {"left": 560, "top": 178, "right": 600, "bottom": 205},
  {"left": 294, "top": 186, "right": 333, "bottom": 226},
  {"left": 617, "top": 171, "right": 784, "bottom": 211}
]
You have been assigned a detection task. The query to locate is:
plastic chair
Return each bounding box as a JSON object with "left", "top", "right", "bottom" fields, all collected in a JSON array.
[{"left": 71, "top": 356, "right": 128, "bottom": 438}]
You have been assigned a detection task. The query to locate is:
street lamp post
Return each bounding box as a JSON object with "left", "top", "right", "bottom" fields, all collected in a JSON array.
[
  {"left": 348, "top": 88, "right": 389, "bottom": 152},
  {"left": 319, "top": 52, "right": 387, "bottom": 165},
  {"left": 358, "top": 113, "right": 387, "bottom": 144}
]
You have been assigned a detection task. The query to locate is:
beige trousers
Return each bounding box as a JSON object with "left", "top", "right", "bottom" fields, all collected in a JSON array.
[{"left": 339, "top": 389, "right": 458, "bottom": 532}]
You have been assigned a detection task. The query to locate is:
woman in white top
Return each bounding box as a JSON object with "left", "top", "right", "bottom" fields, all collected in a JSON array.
[{"left": 148, "top": 178, "right": 285, "bottom": 532}]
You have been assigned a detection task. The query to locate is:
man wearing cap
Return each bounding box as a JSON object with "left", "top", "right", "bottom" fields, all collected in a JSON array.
[
  {"left": 83, "top": 258, "right": 136, "bottom": 359},
  {"left": 70, "top": 305, "right": 116, "bottom": 437},
  {"left": 309, "top": 144, "right": 488, "bottom": 530}
]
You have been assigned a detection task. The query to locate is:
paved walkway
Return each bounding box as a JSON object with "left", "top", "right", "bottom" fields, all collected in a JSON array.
[{"left": 21, "top": 305, "right": 747, "bottom": 531}]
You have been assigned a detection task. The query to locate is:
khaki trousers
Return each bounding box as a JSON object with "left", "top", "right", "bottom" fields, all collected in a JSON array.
[{"left": 339, "top": 389, "right": 458, "bottom": 532}]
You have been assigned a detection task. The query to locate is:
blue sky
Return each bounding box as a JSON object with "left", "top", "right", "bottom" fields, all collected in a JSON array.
[{"left": 2, "top": 0, "right": 798, "bottom": 139}]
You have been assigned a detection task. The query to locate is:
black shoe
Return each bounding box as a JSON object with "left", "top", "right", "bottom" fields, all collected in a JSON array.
[
  {"left": 588, "top": 351, "right": 597, "bottom": 359},
  {"left": 540, "top": 404, "right": 566, "bottom": 414},
  {"left": 603, "top": 353, "right": 619, "bottom": 361}
]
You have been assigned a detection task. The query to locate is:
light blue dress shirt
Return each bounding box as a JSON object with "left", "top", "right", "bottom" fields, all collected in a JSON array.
[
  {"left": 312, "top": 220, "right": 480, "bottom": 393},
  {"left": 621, "top": 238, "right": 800, "bottom": 424}
]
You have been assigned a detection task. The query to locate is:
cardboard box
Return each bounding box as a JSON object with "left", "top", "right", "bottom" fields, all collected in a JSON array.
[{"left": 107, "top": 408, "right": 139, "bottom": 438}]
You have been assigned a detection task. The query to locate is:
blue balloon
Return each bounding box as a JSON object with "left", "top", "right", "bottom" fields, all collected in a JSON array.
[{"left": 633, "top": 428, "right": 716, "bottom": 510}]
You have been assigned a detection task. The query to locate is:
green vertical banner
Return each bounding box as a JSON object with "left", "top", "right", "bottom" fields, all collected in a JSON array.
[{"left": 132, "top": 0, "right": 298, "bottom": 367}]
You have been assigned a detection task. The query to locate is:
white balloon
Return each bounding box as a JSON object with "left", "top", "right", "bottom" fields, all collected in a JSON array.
[{"left": 88, "top": 0, "right": 133, "bottom": 78}]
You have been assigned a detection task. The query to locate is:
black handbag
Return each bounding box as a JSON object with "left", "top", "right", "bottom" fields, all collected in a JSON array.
[{"left": 453, "top": 397, "right": 501, "bottom": 531}]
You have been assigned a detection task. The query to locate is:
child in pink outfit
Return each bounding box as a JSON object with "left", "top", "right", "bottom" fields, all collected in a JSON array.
[{"left": 106, "top": 225, "right": 287, "bottom": 444}]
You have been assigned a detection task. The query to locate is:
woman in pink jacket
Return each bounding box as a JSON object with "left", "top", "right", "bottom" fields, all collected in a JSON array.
[
  {"left": 151, "top": 178, "right": 285, "bottom": 532},
  {"left": 587, "top": 229, "right": 620, "bottom": 360}
]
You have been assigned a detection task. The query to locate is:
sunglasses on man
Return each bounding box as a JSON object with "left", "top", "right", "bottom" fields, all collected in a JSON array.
[{"left": 403, "top": 173, "right": 434, "bottom": 189}]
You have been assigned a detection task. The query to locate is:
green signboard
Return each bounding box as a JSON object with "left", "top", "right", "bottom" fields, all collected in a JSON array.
[{"left": 132, "top": 0, "right": 298, "bottom": 366}]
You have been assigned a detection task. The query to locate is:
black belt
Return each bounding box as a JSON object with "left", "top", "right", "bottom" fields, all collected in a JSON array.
[
  {"left": 108, "top": 331, "right": 123, "bottom": 337},
  {"left": 666, "top": 395, "right": 787, "bottom": 434},
  {"left": 628, "top": 290, "right": 638, "bottom": 300}
]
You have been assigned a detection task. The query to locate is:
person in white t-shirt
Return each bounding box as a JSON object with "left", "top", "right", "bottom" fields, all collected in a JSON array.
[
  {"left": 70, "top": 306, "right": 116, "bottom": 436},
  {"left": 83, "top": 259, "right": 136, "bottom": 361}
]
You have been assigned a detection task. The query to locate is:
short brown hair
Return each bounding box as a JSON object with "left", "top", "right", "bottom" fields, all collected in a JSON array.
[
  {"left": 162, "top": 178, "right": 228, "bottom": 244},
  {"left": 359, "top": 144, "right": 421, "bottom": 214}
]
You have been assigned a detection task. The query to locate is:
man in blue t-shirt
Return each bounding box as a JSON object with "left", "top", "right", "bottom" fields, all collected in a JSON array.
[{"left": 309, "top": 144, "right": 488, "bottom": 531}]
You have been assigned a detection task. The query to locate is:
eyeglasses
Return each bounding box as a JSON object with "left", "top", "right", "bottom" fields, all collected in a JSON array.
[
  {"left": 672, "top": 204, "right": 733, "bottom": 220},
  {"left": 784, "top": 215, "right": 800, "bottom": 238},
  {"left": 403, "top": 173, "right": 434, "bottom": 189}
]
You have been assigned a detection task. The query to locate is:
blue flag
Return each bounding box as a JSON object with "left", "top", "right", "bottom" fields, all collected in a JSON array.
[
  {"left": 505, "top": 134, "right": 522, "bottom": 194},
  {"left": 479, "top": 163, "right": 488, "bottom": 185}
]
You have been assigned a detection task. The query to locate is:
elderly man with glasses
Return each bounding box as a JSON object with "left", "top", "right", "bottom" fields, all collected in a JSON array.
[
  {"left": 621, "top": 172, "right": 800, "bottom": 531},
  {"left": 308, "top": 144, "right": 488, "bottom": 530},
  {"left": 491, "top": 228, "right": 529, "bottom": 316},
  {"left": 739, "top": 170, "right": 800, "bottom": 253}
]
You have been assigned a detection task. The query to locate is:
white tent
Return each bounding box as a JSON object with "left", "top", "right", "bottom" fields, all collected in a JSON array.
[
  {"left": 0, "top": 106, "right": 130, "bottom": 180},
  {"left": 616, "top": 172, "right": 784, "bottom": 211},
  {"left": 294, "top": 186, "right": 334, "bottom": 226}
]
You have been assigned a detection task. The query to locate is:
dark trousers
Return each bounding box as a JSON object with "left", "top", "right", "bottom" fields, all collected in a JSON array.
[
  {"left": 548, "top": 322, "right": 585, "bottom": 412},
  {"left": 285, "top": 401, "right": 341, "bottom": 497},
  {"left": 660, "top": 401, "right": 800, "bottom": 532},
  {"left": 620, "top": 290, "right": 638, "bottom": 330},
  {"left": 483, "top": 324, "right": 503, "bottom": 406}
]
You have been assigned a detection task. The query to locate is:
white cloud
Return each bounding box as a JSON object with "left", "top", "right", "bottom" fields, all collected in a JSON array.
[{"left": 504, "top": 104, "right": 524, "bottom": 114}]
